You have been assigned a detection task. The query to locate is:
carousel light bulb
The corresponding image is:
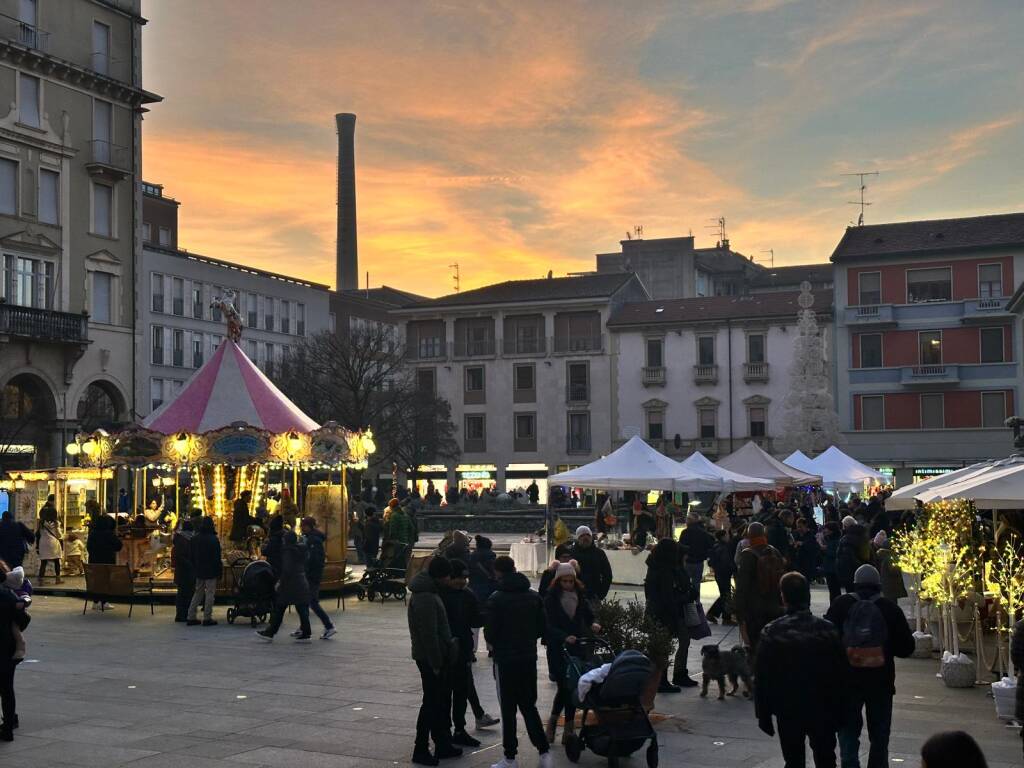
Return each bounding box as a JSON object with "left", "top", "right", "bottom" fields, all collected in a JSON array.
[
  {"left": 65, "top": 442, "right": 81, "bottom": 456},
  {"left": 81, "top": 439, "right": 97, "bottom": 457},
  {"left": 152, "top": 477, "right": 162, "bottom": 488},
  {"left": 14, "top": 480, "right": 26, "bottom": 490},
  {"left": 361, "top": 433, "right": 376, "bottom": 455}
]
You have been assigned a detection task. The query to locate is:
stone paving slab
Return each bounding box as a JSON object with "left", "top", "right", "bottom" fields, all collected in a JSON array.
[{"left": 0, "top": 585, "right": 1019, "bottom": 767}]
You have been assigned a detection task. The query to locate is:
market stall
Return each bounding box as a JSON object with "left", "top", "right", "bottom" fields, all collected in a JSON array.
[
  {"left": 716, "top": 440, "right": 821, "bottom": 486},
  {"left": 785, "top": 445, "right": 885, "bottom": 492}
]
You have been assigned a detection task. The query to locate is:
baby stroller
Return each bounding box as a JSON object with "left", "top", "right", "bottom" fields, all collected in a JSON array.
[
  {"left": 357, "top": 541, "right": 411, "bottom": 602},
  {"left": 226, "top": 558, "right": 275, "bottom": 626},
  {"left": 564, "top": 639, "right": 659, "bottom": 767}
]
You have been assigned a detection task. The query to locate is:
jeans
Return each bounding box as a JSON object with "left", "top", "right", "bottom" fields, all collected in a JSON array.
[
  {"left": 267, "top": 601, "right": 311, "bottom": 638},
  {"left": 707, "top": 574, "right": 733, "bottom": 621},
  {"left": 684, "top": 561, "right": 705, "bottom": 592},
  {"left": 494, "top": 658, "right": 549, "bottom": 759},
  {"left": 307, "top": 582, "right": 333, "bottom": 630},
  {"left": 777, "top": 716, "right": 837, "bottom": 768},
  {"left": 187, "top": 578, "right": 217, "bottom": 621},
  {"left": 449, "top": 662, "right": 471, "bottom": 731},
  {"left": 838, "top": 690, "right": 893, "bottom": 768},
  {"left": 415, "top": 660, "right": 451, "bottom": 752},
  {"left": 550, "top": 683, "right": 576, "bottom": 729},
  {"left": 0, "top": 659, "right": 16, "bottom": 730}
]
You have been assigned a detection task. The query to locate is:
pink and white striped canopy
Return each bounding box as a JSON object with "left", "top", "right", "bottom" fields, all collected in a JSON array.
[{"left": 142, "top": 340, "right": 318, "bottom": 434}]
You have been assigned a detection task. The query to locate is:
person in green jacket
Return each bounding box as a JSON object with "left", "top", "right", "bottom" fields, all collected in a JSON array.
[{"left": 385, "top": 498, "right": 417, "bottom": 547}]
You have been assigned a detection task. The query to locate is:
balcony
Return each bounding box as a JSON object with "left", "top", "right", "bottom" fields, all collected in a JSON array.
[
  {"left": 844, "top": 304, "right": 896, "bottom": 328},
  {"left": 900, "top": 364, "right": 960, "bottom": 387},
  {"left": 743, "top": 362, "right": 769, "bottom": 383},
  {"left": 0, "top": 15, "right": 49, "bottom": 52},
  {"left": 453, "top": 338, "right": 496, "bottom": 359},
  {"left": 693, "top": 364, "right": 718, "bottom": 384},
  {"left": 962, "top": 297, "right": 1013, "bottom": 325},
  {"left": 642, "top": 366, "right": 666, "bottom": 386},
  {"left": 85, "top": 140, "right": 131, "bottom": 181},
  {"left": 566, "top": 384, "right": 589, "bottom": 404},
  {"left": 405, "top": 341, "right": 447, "bottom": 362},
  {"left": 502, "top": 336, "right": 546, "bottom": 356},
  {"left": 0, "top": 303, "right": 88, "bottom": 344},
  {"left": 553, "top": 335, "right": 604, "bottom": 354}
]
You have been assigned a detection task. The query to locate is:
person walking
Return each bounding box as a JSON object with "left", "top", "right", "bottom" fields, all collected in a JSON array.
[
  {"left": 299, "top": 517, "right": 336, "bottom": 640},
  {"left": 678, "top": 511, "right": 716, "bottom": 589},
  {"left": 644, "top": 538, "right": 698, "bottom": 691},
  {"left": 35, "top": 498, "right": 62, "bottom": 584},
  {"left": 707, "top": 529, "right": 736, "bottom": 624},
  {"left": 825, "top": 564, "right": 914, "bottom": 768},
  {"left": 569, "top": 526, "right": 612, "bottom": 613},
  {"left": 85, "top": 515, "right": 122, "bottom": 610},
  {"left": 407, "top": 556, "right": 461, "bottom": 766},
  {"left": 172, "top": 516, "right": 197, "bottom": 622},
  {"left": 186, "top": 517, "right": 221, "bottom": 627},
  {"left": 755, "top": 572, "right": 845, "bottom": 768},
  {"left": 0, "top": 512, "right": 33, "bottom": 571},
  {"left": 484, "top": 555, "right": 552, "bottom": 768},
  {"left": 792, "top": 517, "right": 820, "bottom": 585},
  {"left": 837, "top": 517, "right": 872, "bottom": 593},
  {"left": 261, "top": 516, "right": 285, "bottom": 576},
  {"left": 0, "top": 562, "right": 29, "bottom": 741},
  {"left": 821, "top": 522, "right": 843, "bottom": 604},
  {"left": 543, "top": 561, "right": 599, "bottom": 744},
  {"left": 733, "top": 521, "right": 785, "bottom": 656},
  {"left": 256, "top": 531, "right": 312, "bottom": 642}
]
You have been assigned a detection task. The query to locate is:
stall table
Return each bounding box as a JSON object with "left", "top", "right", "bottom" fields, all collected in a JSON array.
[
  {"left": 509, "top": 541, "right": 547, "bottom": 575},
  {"left": 604, "top": 548, "right": 650, "bottom": 586}
]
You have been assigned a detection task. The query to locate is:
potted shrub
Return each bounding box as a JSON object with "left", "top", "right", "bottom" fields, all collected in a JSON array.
[{"left": 595, "top": 597, "right": 673, "bottom": 711}]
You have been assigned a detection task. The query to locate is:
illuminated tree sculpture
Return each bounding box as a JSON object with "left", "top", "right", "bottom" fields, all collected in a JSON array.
[
  {"left": 991, "top": 533, "right": 1024, "bottom": 677},
  {"left": 890, "top": 524, "right": 935, "bottom": 634}
]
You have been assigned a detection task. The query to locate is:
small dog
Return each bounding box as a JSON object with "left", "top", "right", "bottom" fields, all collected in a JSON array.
[{"left": 700, "top": 644, "right": 752, "bottom": 699}]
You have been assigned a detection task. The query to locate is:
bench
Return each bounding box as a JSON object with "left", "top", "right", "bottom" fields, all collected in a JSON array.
[{"left": 82, "top": 564, "right": 156, "bottom": 618}]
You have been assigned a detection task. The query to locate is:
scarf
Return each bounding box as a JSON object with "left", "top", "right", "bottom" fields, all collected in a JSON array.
[{"left": 560, "top": 588, "right": 579, "bottom": 619}]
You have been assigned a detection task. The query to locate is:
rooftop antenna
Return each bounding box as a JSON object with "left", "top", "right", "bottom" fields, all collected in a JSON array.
[
  {"left": 634, "top": 225, "right": 643, "bottom": 239},
  {"left": 759, "top": 248, "right": 775, "bottom": 268},
  {"left": 705, "top": 216, "right": 727, "bottom": 248},
  {"left": 842, "top": 171, "right": 879, "bottom": 226},
  {"left": 449, "top": 263, "right": 460, "bottom": 292}
]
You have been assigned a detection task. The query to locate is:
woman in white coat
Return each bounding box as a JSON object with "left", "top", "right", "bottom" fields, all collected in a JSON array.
[{"left": 35, "top": 496, "right": 63, "bottom": 584}]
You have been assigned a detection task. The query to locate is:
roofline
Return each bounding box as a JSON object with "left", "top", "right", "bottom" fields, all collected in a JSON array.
[
  {"left": 143, "top": 245, "right": 330, "bottom": 291},
  {"left": 394, "top": 294, "right": 626, "bottom": 316},
  {"left": 831, "top": 240, "right": 1024, "bottom": 264},
  {"left": 607, "top": 305, "right": 833, "bottom": 329}
]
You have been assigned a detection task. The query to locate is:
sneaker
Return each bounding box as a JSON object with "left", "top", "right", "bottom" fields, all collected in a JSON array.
[
  {"left": 490, "top": 758, "right": 517, "bottom": 768},
  {"left": 412, "top": 750, "right": 439, "bottom": 766},
  {"left": 452, "top": 730, "right": 481, "bottom": 748},
  {"left": 202, "top": 620, "right": 218, "bottom": 627},
  {"left": 475, "top": 714, "right": 499, "bottom": 730},
  {"left": 321, "top": 627, "right": 337, "bottom": 640},
  {"left": 538, "top": 753, "right": 554, "bottom": 768},
  {"left": 186, "top": 620, "right": 202, "bottom": 626},
  {"left": 255, "top": 630, "right": 274, "bottom": 642},
  {"left": 434, "top": 744, "right": 463, "bottom": 759},
  {"left": 289, "top": 630, "right": 303, "bottom": 638},
  {"left": 293, "top": 634, "right": 312, "bottom": 643},
  {"left": 100, "top": 602, "right": 114, "bottom": 610}
]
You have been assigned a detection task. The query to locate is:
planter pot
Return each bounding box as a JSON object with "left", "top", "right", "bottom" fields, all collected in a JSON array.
[
  {"left": 992, "top": 677, "right": 1017, "bottom": 720},
  {"left": 940, "top": 652, "right": 977, "bottom": 689},
  {"left": 912, "top": 631, "right": 933, "bottom": 659},
  {"left": 641, "top": 662, "right": 668, "bottom": 712}
]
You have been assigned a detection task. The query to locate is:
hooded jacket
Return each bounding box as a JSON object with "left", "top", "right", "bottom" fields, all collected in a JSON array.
[
  {"left": 172, "top": 528, "right": 196, "bottom": 586},
  {"left": 483, "top": 572, "right": 545, "bottom": 664},
  {"left": 678, "top": 521, "right": 716, "bottom": 564},
  {"left": 440, "top": 584, "right": 482, "bottom": 666},
  {"left": 276, "top": 536, "right": 310, "bottom": 604},
  {"left": 190, "top": 523, "right": 222, "bottom": 580},
  {"left": 303, "top": 528, "right": 326, "bottom": 585},
  {"left": 408, "top": 571, "right": 457, "bottom": 672},
  {"left": 569, "top": 543, "right": 612, "bottom": 600},
  {"left": 86, "top": 516, "right": 122, "bottom": 565},
  {"left": 836, "top": 524, "right": 873, "bottom": 589}
]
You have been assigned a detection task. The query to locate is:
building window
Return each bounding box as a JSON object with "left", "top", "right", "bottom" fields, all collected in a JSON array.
[
  {"left": 280, "top": 301, "right": 290, "bottom": 334},
  {"left": 158, "top": 226, "right": 171, "bottom": 246},
  {"left": 646, "top": 410, "right": 664, "bottom": 441},
  {"left": 465, "top": 366, "right": 485, "bottom": 393},
  {"left": 514, "top": 413, "right": 536, "bottom": 441},
  {"left": 246, "top": 339, "right": 257, "bottom": 360},
  {"left": 38, "top": 168, "right": 58, "bottom": 225},
  {"left": 919, "top": 331, "right": 942, "bottom": 365},
  {"left": 191, "top": 282, "right": 203, "bottom": 319},
  {"left": 4, "top": 254, "right": 54, "bottom": 309},
  {"left": 92, "top": 20, "right": 110, "bottom": 75},
  {"left": 245, "top": 293, "right": 257, "bottom": 327},
  {"left": 699, "top": 408, "right": 716, "bottom": 439},
  {"left": 172, "top": 329, "right": 184, "bottom": 367},
  {"left": 920, "top": 393, "right": 944, "bottom": 429},
  {"left": 150, "top": 378, "right": 164, "bottom": 412},
  {"left": 210, "top": 334, "right": 222, "bottom": 355},
  {"left": 747, "top": 333, "right": 765, "bottom": 364},
  {"left": 211, "top": 287, "right": 224, "bottom": 321},
  {"left": 979, "top": 264, "right": 1003, "bottom": 299},
  {"left": 264, "top": 296, "right": 274, "bottom": 330},
  {"left": 18, "top": 73, "right": 40, "bottom": 127},
  {"left": 416, "top": 368, "right": 436, "bottom": 395},
  {"left": 264, "top": 342, "right": 274, "bottom": 373},
  {"left": 91, "top": 272, "right": 112, "bottom": 324},
  {"left": 982, "top": 391, "right": 1006, "bottom": 428},
  {"left": 567, "top": 412, "right": 590, "bottom": 453},
  {"left": 749, "top": 406, "right": 766, "bottom": 437},
  {"left": 142, "top": 222, "right": 151, "bottom": 241},
  {"left": 172, "top": 277, "right": 184, "bottom": 316},
  {"left": 980, "top": 327, "right": 1005, "bottom": 363},
  {"left": 151, "top": 273, "right": 164, "bottom": 313},
  {"left": 514, "top": 363, "right": 535, "bottom": 391},
  {"left": 465, "top": 414, "right": 486, "bottom": 451},
  {"left": 697, "top": 335, "right": 715, "bottom": 366},
  {"left": 696, "top": 270, "right": 709, "bottom": 297},
  {"left": 645, "top": 338, "right": 663, "bottom": 368},
  {"left": 151, "top": 326, "right": 164, "bottom": 365},
  {"left": 297, "top": 303, "right": 305, "bottom": 336},
  {"left": 858, "top": 272, "right": 881, "bottom": 305},
  {"left": 860, "top": 334, "right": 882, "bottom": 368},
  {"left": 92, "top": 182, "right": 112, "bottom": 236},
  {"left": 861, "top": 395, "right": 884, "bottom": 430},
  {"left": 907, "top": 267, "right": 952, "bottom": 303},
  {"left": 0, "top": 159, "right": 16, "bottom": 215},
  {"left": 192, "top": 333, "right": 204, "bottom": 368},
  {"left": 567, "top": 361, "right": 589, "bottom": 403}
]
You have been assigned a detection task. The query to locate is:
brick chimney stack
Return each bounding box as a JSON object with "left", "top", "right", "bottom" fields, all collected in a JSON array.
[{"left": 336, "top": 113, "right": 358, "bottom": 291}]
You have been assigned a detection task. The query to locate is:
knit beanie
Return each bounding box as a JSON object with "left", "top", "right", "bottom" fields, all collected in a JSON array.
[
  {"left": 854, "top": 564, "right": 881, "bottom": 587},
  {"left": 575, "top": 525, "right": 593, "bottom": 538},
  {"left": 842, "top": 515, "right": 857, "bottom": 530}
]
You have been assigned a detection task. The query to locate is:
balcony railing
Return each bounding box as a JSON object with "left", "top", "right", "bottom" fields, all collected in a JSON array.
[
  {"left": 900, "top": 364, "right": 960, "bottom": 386},
  {"left": 502, "top": 336, "right": 546, "bottom": 355},
  {"left": 846, "top": 304, "right": 895, "bottom": 326},
  {"left": 553, "top": 335, "right": 604, "bottom": 354},
  {"left": 453, "top": 338, "right": 496, "bottom": 358},
  {"left": 405, "top": 341, "right": 446, "bottom": 361},
  {"left": 642, "top": 366, "right": 666, "bottom": 386},
  {"left": 85, "top": 140, "right": 131, "bottom": 180},
  {"left": 0, "top": 303, "right": 88, "bottom": 343},
  {"left": 0, "top": 15, "right": 50, "bottom": 51},
  {"left": 566, "top": 384, "right": 589, "bottom": 404},
  {"left": 744, "top": 361, "right": 769, "bottom": 382},
  {"left": 694, "top": 364, "right": 718, "bottom": 384}
]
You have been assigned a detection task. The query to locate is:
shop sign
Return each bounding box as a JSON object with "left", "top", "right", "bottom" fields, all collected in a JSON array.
[
  {"left": 460, "top": 471, "right": 492, "bottom": 480},
  {"left": 914, "top": 467, "right": 956, "bottom": 477},
  {"left": 210, "top": 432, "right": 268, "bottom": 465}
]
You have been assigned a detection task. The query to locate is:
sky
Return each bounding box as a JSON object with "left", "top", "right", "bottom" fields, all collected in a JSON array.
[{"left": 141, "top": 1, "right": 1024, "bottom": 297}]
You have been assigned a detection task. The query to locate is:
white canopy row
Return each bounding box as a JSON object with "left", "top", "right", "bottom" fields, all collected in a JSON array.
[
  {"left": 888, "top": 455, "right": 1024, "bottom": 510},
  {"left": 784, "top": 446, "right": 885, "bottom": 492}
]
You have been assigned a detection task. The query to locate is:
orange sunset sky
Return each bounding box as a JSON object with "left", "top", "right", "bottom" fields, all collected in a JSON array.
[{"left": 141, "top": 1, "right": 1024, "bottom": 297}]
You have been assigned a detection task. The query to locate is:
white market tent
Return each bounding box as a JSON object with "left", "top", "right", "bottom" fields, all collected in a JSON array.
[
  {"left": 717, "top": 441, "right": 822, "bottom": 486},
  {"left": 783, "top": 450, "right": 816, "bottom": 475},
  {"left": 886, "top": 461, "right": 992, "bottom": 510},
  {"left": 913, "top": 455, "right": 1024, "bottom": 509},
  {"left": 548, "top": 435, "right": 721, "bottom": 492},
  {"left": 679, "top": 451, "right": 776, "bottom": 492},
  {"left": 785, "top": 445, "right": 885, "bottom": 491}
]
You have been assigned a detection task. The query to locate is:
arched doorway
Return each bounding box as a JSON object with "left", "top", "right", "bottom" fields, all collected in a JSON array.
[
  {"left": 0, "top": 373, "right": 58, "bottom": 470},
  {"left": 76, "top": 381, "right": 127, "bottom": 433}
]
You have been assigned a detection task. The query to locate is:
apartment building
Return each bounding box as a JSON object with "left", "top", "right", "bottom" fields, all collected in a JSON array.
[
  {"left": 394, "top": 272, "right": 649, "bottom": 501},
  {"left": 609, "top": 290, "right": 833, "bottom": 459},
  {"left": 833, "top": 213, "right": 1024, "bottom": 485},
  {"left": 0, "top": 0, "right": 158, "bottom": 469},
  {"left": 137, "top": 182, "right": 331, "bottom": 415}
]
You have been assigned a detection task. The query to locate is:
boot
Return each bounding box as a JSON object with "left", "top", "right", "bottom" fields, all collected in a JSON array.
[
  {"left": 672, "top": 670, "right": 699, "bottom": 688},
  {"left": 561, "top": 718, "right": 575, "bottom": 745},
  {"left": 544, "top": 715, "right": 557, "bottom": 743},
  {"left": 657, "top": 669, "right": 681, "bottom": 693}
]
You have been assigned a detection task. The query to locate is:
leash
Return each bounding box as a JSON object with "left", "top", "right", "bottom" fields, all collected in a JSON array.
[{"left": 714, "top": 622, "right": 738, "bottom": 647}]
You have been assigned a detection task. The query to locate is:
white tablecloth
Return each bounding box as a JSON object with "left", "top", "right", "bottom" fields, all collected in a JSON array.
[
  {"left": 509, "top": 541, "right": 548, "bottom": 575},
  {"left": 605, "top": 549, "right": 649, "bottom": 586}
]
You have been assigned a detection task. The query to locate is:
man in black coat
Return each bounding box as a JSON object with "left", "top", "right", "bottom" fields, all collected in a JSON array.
[
  {"left": 836, "top": 520, "right": 872, "bottom": 593},
  {"left": 300, "top": 517, "right": 335, "bottom": 640},
  {"left": 186, "top": 517, "right": 221, "bottom": 626},
  {"left": 678, "top": 511, "right": 716, "bottom": 587},
  {"left": 755, "top": 572, "right": 845, "bottom": 768},
  {"left": 569, "top": 526, "right": 611, "bottom": 610},
  {"left": 483, "top": 556, "right": 551, "bottom": 768},
  {"left": 0, "top": 512, "right": 33, "bottom": 570},
  {"left": 172, "top": 515, "right": 198, "bottom": 622},
  {"left": 825, "top": 565, "right": 914, "bottom": 768}
]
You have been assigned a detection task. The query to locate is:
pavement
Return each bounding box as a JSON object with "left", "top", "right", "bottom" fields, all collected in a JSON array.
[{"left": 0, "top": 582, "right": 1020, "bottom": 768}]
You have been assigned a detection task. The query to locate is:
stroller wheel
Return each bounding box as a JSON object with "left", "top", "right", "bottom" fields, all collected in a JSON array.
[
  {"left": 564, "top": 734, "right": 582, "bottom": 763},
  {"left": 646, "top": 741, "right": 658, "bottom": 768},
  {"left": 356, "top": 589, "right": 366, "bottom": 601},
  {"left": 226, "top": 608, "right": 236, "bottom": 625},
  {"left": 367, "top": 590, "right": 377, "bottom": 602}
]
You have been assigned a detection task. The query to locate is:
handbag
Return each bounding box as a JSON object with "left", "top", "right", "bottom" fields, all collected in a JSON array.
[
  {"left": 686, "top": 602, "right": 712, "bottom": 641},
  {"left": 683, "top": 601, "right": 701, "bottom": 627}
]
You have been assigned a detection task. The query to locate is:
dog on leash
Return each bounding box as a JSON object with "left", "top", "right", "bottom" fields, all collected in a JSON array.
[{"left": 700, "top": 644, "right": 753, "bottom": 699}]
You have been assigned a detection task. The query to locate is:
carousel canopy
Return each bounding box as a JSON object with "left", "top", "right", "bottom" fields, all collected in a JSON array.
[
  {"left": 717, "top": 441, "right": 821, "bottom": 486},
  {"left": 679, "top": 451, "right": 776, "bottom": 492},
  {"left": 142, "top": 340, "right": 318, "bottom": 435}
]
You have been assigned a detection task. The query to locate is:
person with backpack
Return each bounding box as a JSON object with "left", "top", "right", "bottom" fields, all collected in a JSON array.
[
  {"left": 836, "top": 518, "right": 872, "bottom": 594},
  {"left": 299, "top": 517, "right": 336, "bottom": 640},
  {"left": 733, "top": 521, "right": 784, "bottom": 655},
  {"left": 824, "top": 564, "right": 914, "bottom": 768}
]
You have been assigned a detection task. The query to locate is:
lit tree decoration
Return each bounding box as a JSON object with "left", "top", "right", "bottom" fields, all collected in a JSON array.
[
  {"left": 890, "top": 524, "right": 935, "bottom": 633},
  {"left": 990, "top": 533, "right": 1024, "bottom": 677}
]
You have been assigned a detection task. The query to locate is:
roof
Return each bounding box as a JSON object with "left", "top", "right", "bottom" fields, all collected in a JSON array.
[
  {"left": 144, "top": 245, "right": 330, "bottom": 290},
  {"left": 607, "top": 289, "right": 833, "bottom": 327},
  {"left": 830, "top": 212, "right": 1024, "bottom": 262},
  {"left": 747, "top": 263, "right": 833, "bottom": 288},
  {"left": 338, "top": 286, "right": 427, "bottom": 307},
  {"left": 405, "top": 272, "right": 638, "bottom": 309}
]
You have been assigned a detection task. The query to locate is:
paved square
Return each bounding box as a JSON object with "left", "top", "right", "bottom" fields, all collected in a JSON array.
[{"left": 1, "top": 584, "right": 1018, "bottom": 767}]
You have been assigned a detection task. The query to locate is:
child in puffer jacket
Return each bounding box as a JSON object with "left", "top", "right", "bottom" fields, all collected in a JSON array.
[{"left": 2, "top": 566, "right": 31, "bottom": 660}]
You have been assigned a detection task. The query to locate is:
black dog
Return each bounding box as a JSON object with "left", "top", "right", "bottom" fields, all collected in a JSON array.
[
  {"left": 700, "top": 645, "right": 727, "bottom": 699},
  {"left": 701, "top": 644, "right": 753, "bottom": 699}
]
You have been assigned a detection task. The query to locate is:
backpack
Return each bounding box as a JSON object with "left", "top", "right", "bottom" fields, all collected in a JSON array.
[
  {"left": 754, "top": 546, "right": 785, "bottom": 597},
  {"left": 842, "top": 594, "right": 888, "bottom": 669}
]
